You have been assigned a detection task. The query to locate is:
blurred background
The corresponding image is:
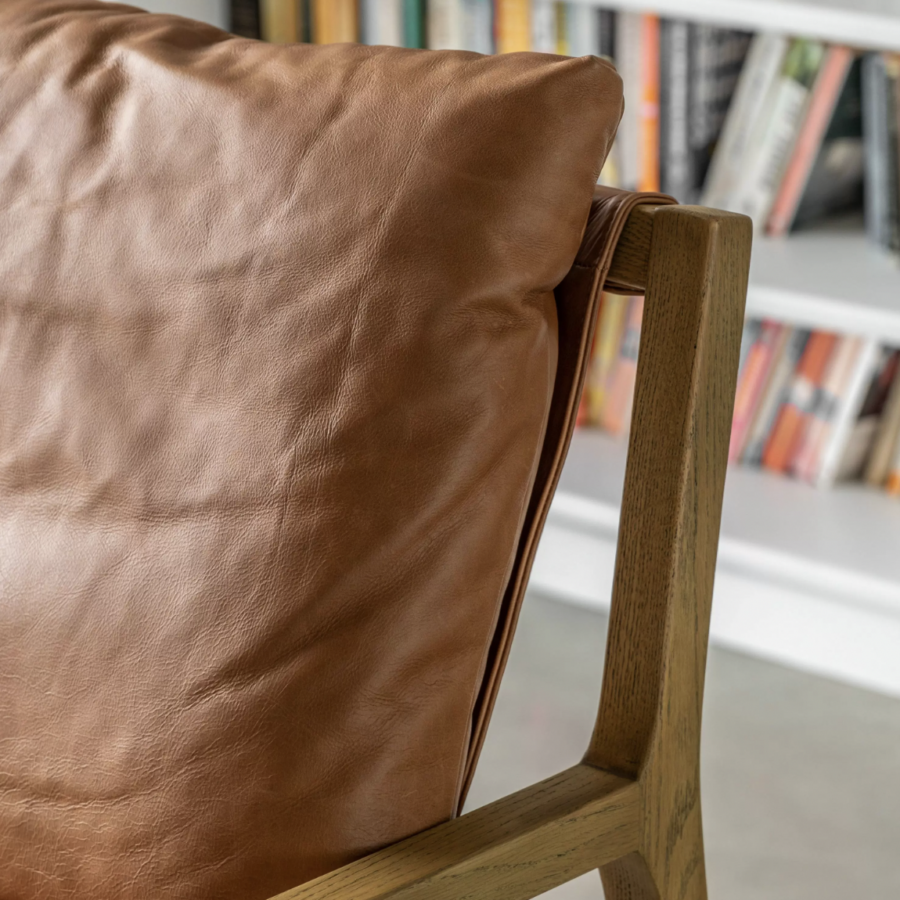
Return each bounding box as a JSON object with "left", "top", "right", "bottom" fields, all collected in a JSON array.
[{"left": 132, "top": 1, "right": 900, "bottom": 895}]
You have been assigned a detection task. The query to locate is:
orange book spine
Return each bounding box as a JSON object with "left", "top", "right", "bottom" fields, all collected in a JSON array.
[
  {"left": 763, "top": 331, "right": 837, "bottom": 472},
  {"left": 494, "top": 0, "right": 530, "bottom": 53},
  {"left": 767, "top": 46, "right": 853, "bottom": 236},
  {"left": 314, "top": 0, "right": 358, "bottom": 43},
  {"left": 638, "top": 15, "right": 660, "bottom": 193},
  {"left": 729, "top": 322, "right": 784, "bottom": 461}
]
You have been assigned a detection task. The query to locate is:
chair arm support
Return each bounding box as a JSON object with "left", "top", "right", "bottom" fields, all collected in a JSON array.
[{"left": 269, "top": 765, "right": 639, "bottom": 900}]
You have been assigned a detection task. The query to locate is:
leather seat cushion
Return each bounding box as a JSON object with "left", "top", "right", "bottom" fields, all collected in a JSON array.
[{"left": 0, "top": 3, "right": 623, "bottom": 898}]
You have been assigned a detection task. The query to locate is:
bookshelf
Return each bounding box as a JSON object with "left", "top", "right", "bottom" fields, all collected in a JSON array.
[
  {"left": 748, "top": 218, "right": 900, "bottom": 345},
  {"left": 140, "top": 0, "right": 228, "bottom": 28},
  {"left": 570, "top": 0, "right": 900, "bottom": 53},
  {"left": 531, "top": 429, "right": 900, "bottom": 697}
]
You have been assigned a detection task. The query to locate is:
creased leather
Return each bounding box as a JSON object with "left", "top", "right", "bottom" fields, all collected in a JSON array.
[{"left": 0, "top": 3, "right": 626, "bottom": 899}]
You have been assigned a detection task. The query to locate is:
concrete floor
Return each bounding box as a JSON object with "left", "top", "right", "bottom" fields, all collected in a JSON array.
[{"left": 465, "top": 592, "right": 900, "bottom": 899}]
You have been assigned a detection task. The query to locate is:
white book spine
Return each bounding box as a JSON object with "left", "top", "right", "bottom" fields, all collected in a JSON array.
[
  {"left": 615, "top": 12, "right": 642, "bottom": 193},
  {"left": 816, "top": 339, "right": 883, "bottom": 488},
  {"left": 461, "top": 0, "right": 493, "bottom": 54},
  {"left": 531, "top": 1, "right": 556, "bottom": 54},
  {"left": 567, "top": 5, "right": 597, "bottom": 59},
  {"left": 428, "top": 0, "right": 464, "bottom": 50},
  {"left": 702, "top": 33, "right": 789, "bottom": 210}
]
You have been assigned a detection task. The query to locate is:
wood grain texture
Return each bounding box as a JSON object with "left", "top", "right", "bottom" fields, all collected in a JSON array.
[
  {"left": 591, "top": 205, "right": 752, "bottom": 899},
  {"left": 271, "top": 765, "right": 639, "bottom": 900}
]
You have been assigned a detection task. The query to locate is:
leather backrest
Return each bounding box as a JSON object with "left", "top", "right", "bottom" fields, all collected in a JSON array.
[{"left": 0, "top": 3, "right": 623, "bottom": 898}]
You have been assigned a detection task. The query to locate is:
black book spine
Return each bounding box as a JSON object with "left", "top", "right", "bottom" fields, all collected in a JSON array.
[
  {"left": 659, "top": 19, "right": 692, "bottom": 203},
  {"left": 597, "top": 9, "right": 616, "bottom": 61},
  {"left": 230, "top": 0, "right": 260, "bottom": 39}
]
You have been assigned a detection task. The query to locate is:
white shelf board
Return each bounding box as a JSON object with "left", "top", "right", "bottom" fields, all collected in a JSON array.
[
  {"left": 571, "top": 0, "right": 900, "bottom": 53},
  {"left": 747, "top": 221, "right": 900, "bottom": 346},
  {"left": 530, "top": 429, "right": 900, "bottom": 697}
]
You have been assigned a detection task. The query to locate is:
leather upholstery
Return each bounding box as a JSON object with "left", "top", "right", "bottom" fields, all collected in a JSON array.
[{"left": 0, "top": 3, "right": 638, "bottom": 898}]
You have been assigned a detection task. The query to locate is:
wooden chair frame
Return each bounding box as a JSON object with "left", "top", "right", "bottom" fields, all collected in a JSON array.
[{"left": 273, "top": 201, "right": 752, "bottom": 900}]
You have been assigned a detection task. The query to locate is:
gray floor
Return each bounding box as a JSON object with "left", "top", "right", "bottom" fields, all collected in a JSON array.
[{"left": 465, "top": 592, "right": 900, "bottom": 899}]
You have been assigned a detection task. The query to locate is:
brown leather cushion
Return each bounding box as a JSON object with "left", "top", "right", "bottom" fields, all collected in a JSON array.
[{"left": 0, "top": 3, "right": 623, "bottom": 898}]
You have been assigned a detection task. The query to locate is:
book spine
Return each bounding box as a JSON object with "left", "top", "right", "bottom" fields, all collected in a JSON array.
[
  {"left": 659, "top": 19, "right": 692, "bottom": 202},
  {"left": 555, "top": 4, "right": 568, "bottom": 56},
  {"left": 865, "top": 368, "right": 900, "bottom": 485},
  {"left": 566, "top": 4, "right": 597, "bottom": 58},
  {"left": 767, "top": 46, "right": 854, "bottom": 236},
  {"left": 461, "top": 0, "right": 493, "bottom": 53},
  {"left": 403, "top": 0, "right": 426, "bottom": 48},
  {"left": 530, "top": 0, "right": 556, "bottom": 54},
  {"left": 862, "top": 54, "right": 890, "bottom": 247},
  {"left": 735, "top": 40, "right": 826, "bottom": 227},
  {"left": 815, "top": 339, "right": 882, "bottom": 487},
  {"left": 597, "top": 9, "right": 615, "bottom": 60},
  {"left": 886, "top": 433, "right": 900, "bottom": 495},
  {"left": 262, "top": 0, "right": 299, "bottom": 42},
  {"left": 586, "top": 293, "right": 629, "bottom": 424},
  {"left": 231, "top": 0, "right": 261, "bottom": 38},
  {"left": 638, "top": 15, "right": 660, "bottom": 193},
  {"left": 494, "top": 0, "right": 530, "bottom": 53},
  {"left": 793, "top": 335, "right": 861, "bottom": 481},
  {"left": 729, "top": 320, "right": 777, "bottom": 462},
  {"left": 600, "top": 297, "right": 644, "bottom": 436},
  {"left": 762, "top": 331, "right": 837, "bottom": 472},
  {"left": 742, "top": 328, "right": 810, "bottom": 466},
  {"left": 428, "top": 0, "right": 464, "bottom": 49},
  {"left": 615, "top": 13, "right": 642, "bottom": 192},
  {"left": 887, "top": 56, "right": 900, "bottom": 253},
  {"left": 702, "top": 34, "right": 789, "bottom": 210}
]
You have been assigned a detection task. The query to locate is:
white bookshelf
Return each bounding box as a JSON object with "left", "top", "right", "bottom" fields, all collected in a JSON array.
[
  {"left": 748, "top": 219, "right": 900, "bottom": 345},
  {"left": 531, "top": 429, "right": 900, "bottom": 698},
  {"left": 573, "top": 0, "right": 900, "bottom": 53}
]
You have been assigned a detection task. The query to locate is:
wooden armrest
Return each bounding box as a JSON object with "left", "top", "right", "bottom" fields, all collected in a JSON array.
[{"left": 267, "top": 198, "right": 751, "bottom": 900}]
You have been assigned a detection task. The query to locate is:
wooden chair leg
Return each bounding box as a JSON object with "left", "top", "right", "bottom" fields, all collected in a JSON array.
[{"left": 589, "top": 206, "right": 751, "bottom": 900}]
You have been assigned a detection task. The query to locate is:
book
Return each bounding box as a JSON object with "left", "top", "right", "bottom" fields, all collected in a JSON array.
[
  {"left": 614, "top": 13, "right": 643, "bottom": 192},
  {"left": 638, "top": 15, "right": 661, "bottom": 192},
  {"left": 887, "top": 56, "right": 900, "bottom": 254},
  {"left": 586, "top": 293, "right": 629, "bottom": 424},
  {"left": 865, "top": 365, "right": 900, "bottom": 486},
  {"left": 689, "top": 26, "right": 752, "bottom": 204},
  {"left": 555, "top": 3, "right": 568, "bottom": 56},
  {"left": 597, "top": 8, "right": 615, "bottom": 61},
  {"left": 729, "top": 320, "right": 784, "bottom": 462},
  {"left": 231, "top": 0, "right": 261, "bottom": 38},
  {"left": 428, "top": 0, "right": 464, "bottom": 49},
  {"left": 312, "top": 0, "right": 358, "bottom": 43},
  {"left": 793, "top": 336, "right": 863, "bottom": 482},
  {"left": 862, "top": 54, "right": 891, "bottom": 248},
  {"left": 494, "top": 0, "right": 530, "bottom": 53},
  {"left": 403, "top": 0, "right": 426, "bottom": 48},
  {"left": 461, "top": 0, "right": 493, "bottom": 53},
  {"left": 600, "top": 297, "right": 643, "bottom": 436},
  {"left": 659, "top": 19, "right": 692, "bottom": 201},
  {"left": 566, "top": 3, "right": 597, "bottom": 59},
  {"left": 362, "top": 0, "right": 404, "bottom": 46},
  {"left": 261, "top": 0, "right": 300, "bottom": 42},
  {"left": 767, "top": 46, "right": 857, "bottom": 235},
  {"left": 742, "top": 328, "right": 810, "bottom": 466},
  {"left": 734, "top": 39, "right": 826, "bottom": 227},
  {"left": 833, "top": 349, "right": 900, "bottom": 480},
  {"left": 886, "top": 431, "right": 900, "bottom": 495},
  {"left": 763, "top": 330, "right": 837, "bottom": 473},
  {"left": 703, "top": 34, "right": 790, "bottom": 210},
  {"left": 815, "top": 339, "right": 884, "bottom": 487},
  {"left": 531, "top": 1, "right": 556, "bottom": 54}
]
